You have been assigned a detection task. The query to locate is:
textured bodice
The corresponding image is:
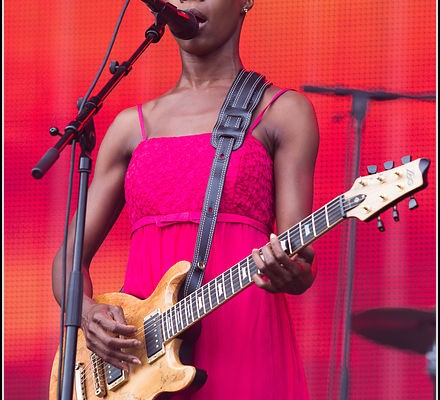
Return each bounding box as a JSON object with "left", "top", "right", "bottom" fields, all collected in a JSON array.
[{"left": 124, "top": 132, "right": 275, "bottom": 233}]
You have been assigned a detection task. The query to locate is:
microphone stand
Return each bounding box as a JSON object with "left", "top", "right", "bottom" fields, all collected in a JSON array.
[
  {"left": 32, "top": 20, "right": 166, "bottom": 400},
  {"left": 301, "top": 85, "right": 436, "bottom": 400}
]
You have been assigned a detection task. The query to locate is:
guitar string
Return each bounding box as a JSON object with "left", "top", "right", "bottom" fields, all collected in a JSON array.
[
  {"left": 144, "top": 195, "right": 346, "bottom": 341},
  {"left": 129, "top": 195, "right": 345, "bottom": 341},
  {"left": 76, "top": 196, "right": 347, "bottom": 388}
]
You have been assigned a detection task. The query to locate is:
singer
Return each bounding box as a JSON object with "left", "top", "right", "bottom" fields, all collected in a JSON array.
[{"left": 52, "top": 0, "right": 319, "bottom": 398}]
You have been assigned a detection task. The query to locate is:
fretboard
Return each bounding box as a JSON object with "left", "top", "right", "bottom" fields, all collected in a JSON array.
[{"left": 159, "top": 193, "right": 364, "bottom": 341}]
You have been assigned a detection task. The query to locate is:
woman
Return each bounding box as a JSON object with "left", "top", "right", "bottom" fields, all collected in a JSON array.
[{"left": 52, "top": 0, "right": 319, "bottom": 398}]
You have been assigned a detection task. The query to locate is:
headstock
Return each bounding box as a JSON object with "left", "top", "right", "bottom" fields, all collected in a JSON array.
[{"left": 344, "top": 157, "right": 430, "bottom": 223}]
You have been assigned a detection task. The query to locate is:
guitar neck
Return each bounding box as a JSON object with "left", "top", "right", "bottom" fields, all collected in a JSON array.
[{"left": 159, "top": 193, "right": 364, "bottom": 342}]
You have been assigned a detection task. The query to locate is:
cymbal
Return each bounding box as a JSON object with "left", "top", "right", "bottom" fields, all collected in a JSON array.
[{"left": 351, "top": 307, "right": 436, "bottom": 354}]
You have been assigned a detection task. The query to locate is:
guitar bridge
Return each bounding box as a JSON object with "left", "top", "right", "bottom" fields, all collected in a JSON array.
[
  {"left": 74, "top": 362, "right": 86, "bottom": 400},
  {"left": 144, "top": 309, "right": 165, "bottom": 363},
  {"left": 90, "top": 353, "right": 107, "bottom": 397}
]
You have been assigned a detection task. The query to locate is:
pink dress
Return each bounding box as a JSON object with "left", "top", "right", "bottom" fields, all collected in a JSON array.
[{"left": 123, "top": 90, "right": 309, "bottom": 399}]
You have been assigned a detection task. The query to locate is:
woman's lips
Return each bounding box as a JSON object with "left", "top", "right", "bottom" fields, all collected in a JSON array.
[{"left": 187, "top": 8, "right": 208, "bottom": 27}]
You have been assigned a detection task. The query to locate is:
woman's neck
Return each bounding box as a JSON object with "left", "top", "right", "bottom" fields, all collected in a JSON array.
[{"left": 177, "top": 36, "right": 244, "bottom": 89}]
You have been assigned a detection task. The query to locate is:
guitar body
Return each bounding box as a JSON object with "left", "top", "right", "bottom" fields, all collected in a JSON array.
[{"left": 49, "top": 261, "right": 197, "bottom": 400}]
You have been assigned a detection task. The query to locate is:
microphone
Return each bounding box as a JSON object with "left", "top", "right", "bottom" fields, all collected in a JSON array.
[{"left": 141, "top": 0, "right": 199, "bottom": 40}]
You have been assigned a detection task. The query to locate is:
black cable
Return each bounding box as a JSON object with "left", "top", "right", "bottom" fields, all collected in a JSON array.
[{"left": 57, "top": 1, "right": 131, "bottom": 398}]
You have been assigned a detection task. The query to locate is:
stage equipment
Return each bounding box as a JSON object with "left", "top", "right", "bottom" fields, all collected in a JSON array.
[
  {"left": 301, "top": 85, "right": 436, "bottom": 400},
  {"left": 352, "top": 307, "right": 436, "bottom": 399}
]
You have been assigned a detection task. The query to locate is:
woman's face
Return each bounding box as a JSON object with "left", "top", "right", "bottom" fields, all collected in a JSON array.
[{"left": 168, "top": 0, "right": 254, "bottom": 56}]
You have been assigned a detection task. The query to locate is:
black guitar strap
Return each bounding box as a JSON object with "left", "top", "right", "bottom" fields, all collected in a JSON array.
[{"left": 183, "top": 69, "right": 271, "bottom": 297}]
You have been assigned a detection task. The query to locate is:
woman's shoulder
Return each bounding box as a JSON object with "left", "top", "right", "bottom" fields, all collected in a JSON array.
[
  {"left": 263, "top": 84, "right": 315, "bottom": 114},
  {"left": 259, "top": 84, "right": 319, "bottom": 146},
  {"left": 101, "top": 105, "right": 146, "bottom": 157}
]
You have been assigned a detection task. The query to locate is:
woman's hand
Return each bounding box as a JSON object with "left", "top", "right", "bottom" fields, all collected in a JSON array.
[
  {"left": 81, "top": 300, "right": 142, "bottom": 371},
  {"left": 252, "top": 233, "right": 316, "bottom": 295}
]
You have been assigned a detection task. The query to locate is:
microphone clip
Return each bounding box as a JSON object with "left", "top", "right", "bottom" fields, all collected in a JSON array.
[{"left": 145, "top": 12, "right": 166, "bottom": 43}]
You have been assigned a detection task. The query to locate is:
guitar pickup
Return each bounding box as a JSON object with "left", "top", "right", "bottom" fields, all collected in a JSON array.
[
  {"left": 90, "top": 352, "right": 128, "bottom": 394},
  {"left": 105, "top": 363, "right": 127, "bottom": 392},
  {"left": 144, "top": 309, "right": 165, "bottom": 363}
]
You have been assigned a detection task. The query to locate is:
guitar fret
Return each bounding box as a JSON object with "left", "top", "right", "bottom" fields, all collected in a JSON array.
[
  {"left": 197, "top": 289, "right": 205, "bottom": 316},
  {"left": 173, "top": 306, "right": 179, "bottom": 333},
  {"left": 291, "top": 226, "right": 301, "bottom": 252},
  {"left": 230, "top": 268, "right": 235, "bottom": 294},
  {"left": 170, "top": 309, "right": 176, "bottom": 337},
  {"left": 214, "top": 278, "right": 220, "bottom": 305},
  {"left": 181, "top": 297, "right": 187, "bottom": 328},
  {"left": 207, "top": 280, "right": 213, "bottom": 310},
  {"left": 161, "top": 312, "right": 167, "bottom": 341},
  {"left": 328, "top": 198, "right": 343, "bottom": 226},
  {"left": 202, "top": 285, "right": 208, "bottom": 314},
  {"left": 240, "top": 261, "right": 249, "bottom": 285},
  {"left": 208, "top": 281, "right": 214, "bottom": 307},
  {"left": 302, "top": 216, "right": 315, "bottom": 243},
  {"left": 314, "top": 207, "right": 327, "bottom": 236},
  {"left": 246, "top": 258, "right": 251, "bottom": 283},
  {"left": 178, "top": 302, "right": 184, "bottom": 330},
  {"left": 324, "top": 204, "right": 330, "bottom": 227},
  {"left": 186, "top": 296, "right": 194, "bottom": 325},
  {"left": 287, "top": 229, "right": 293, "bottom": 254},
  {"left": 215, "top": 275, "right": 224, "bottom": 304},
  {"left": 311, "top": 213, "right": 317, "bottom": 236},
  {"left": 165, "top": 310, "right": 172, "bottom": 338},
  {"left": 224, "top": 270, "right": 233, "bottom": 298},
  {"left": 191, "top": 294, "right": 199, "bottom": 320},
  {"left": 232, "top": 265, "right": 240, "bottom": 293},
  {"left": 249, "top": 258, "right": 258, "bottom": 277},
  {"left": 298, "top": 221, "right": 304, "bottom": 245}
]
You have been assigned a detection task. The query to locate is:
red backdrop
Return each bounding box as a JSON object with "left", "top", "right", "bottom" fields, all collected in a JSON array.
[{"left": 4, "top": 1, "right": 437, "bottom": 399}]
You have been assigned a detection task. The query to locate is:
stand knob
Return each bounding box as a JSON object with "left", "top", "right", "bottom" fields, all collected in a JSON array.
[
  {"left": 110, "top": 60, "right": 120, "bottom": 74},
  {"left": 49, "top": 127, "right": 61, "bottom": 137}
]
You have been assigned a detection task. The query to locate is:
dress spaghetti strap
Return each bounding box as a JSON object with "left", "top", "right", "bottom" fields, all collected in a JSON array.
[
  {"left": 248, "top": 88, "right": 291, "bottom": 133},
  {"left": 137, "top": 104, "right": 147, "bottom": 140}
]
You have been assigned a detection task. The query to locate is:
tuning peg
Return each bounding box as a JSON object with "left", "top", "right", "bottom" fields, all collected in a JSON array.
[
  {"left": 400, "top": 156, "right": 419, "bottom": 209},
  {"left": 401, "top": 155, "right": 411, "bottom": 164},
  {"left": 367, "top": 165, "right": 378, "bottom": 174},
  {"left": 384, "top": 160, "right": 394, "bottom": 170},
  {"left": 376, "top": 215, "right": 385, "bottom": 231},
  {"left": 367, "top": 164, "right": 386, "bottom": 228},
  {"left": 408, "top": 196, "right": 418, "bottom": 210},
  {"left": 392, "top": 205, "right": 399, "bottom": 221}
]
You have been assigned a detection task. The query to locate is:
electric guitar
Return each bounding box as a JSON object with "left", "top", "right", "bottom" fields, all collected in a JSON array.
[{"left": 49, "top": 157, "right": 430, "bottom": 400}]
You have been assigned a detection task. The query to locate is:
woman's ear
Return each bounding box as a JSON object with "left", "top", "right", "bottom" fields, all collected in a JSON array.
[{"left": 242, "top": 0, "right": 254, "bottom": 13}]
